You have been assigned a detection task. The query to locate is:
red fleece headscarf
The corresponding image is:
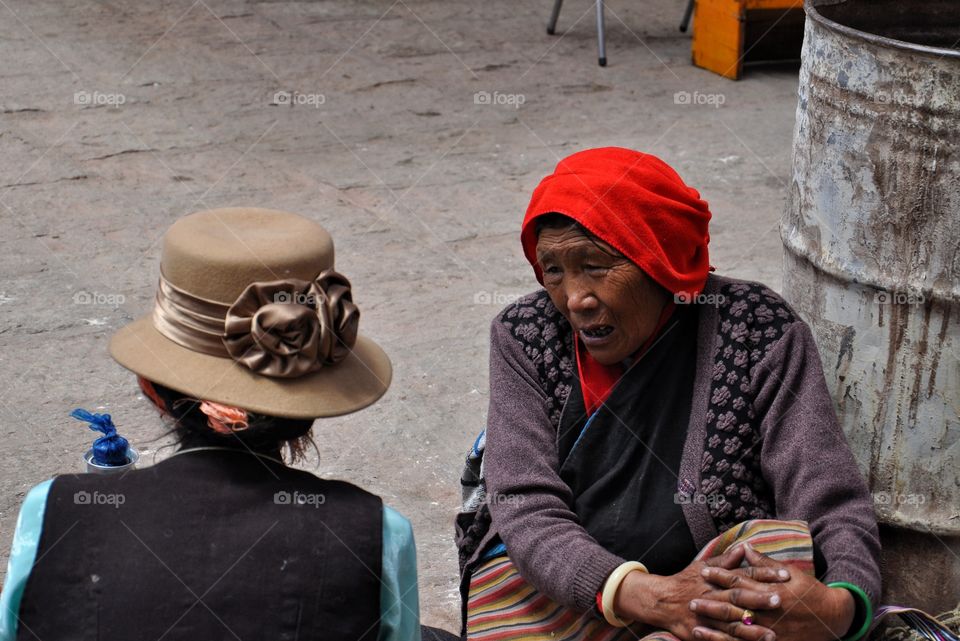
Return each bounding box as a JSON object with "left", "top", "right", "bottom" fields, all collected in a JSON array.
[{"left": 521, "top": 147, "right": 712, "bottom": 298}]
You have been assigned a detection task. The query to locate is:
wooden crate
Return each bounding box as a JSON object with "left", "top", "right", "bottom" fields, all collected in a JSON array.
[{"left": 692, "top": 0, "right": 805, "bottom": 80}]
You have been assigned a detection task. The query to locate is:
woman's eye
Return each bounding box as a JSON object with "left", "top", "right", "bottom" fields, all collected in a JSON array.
[{"left": 584, "top": 264, "right": 608, "bottom": 272}]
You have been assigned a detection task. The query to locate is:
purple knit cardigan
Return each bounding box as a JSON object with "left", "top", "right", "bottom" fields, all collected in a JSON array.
[{"left": 460, "top": 274, "right": 881, "bottom": 613}]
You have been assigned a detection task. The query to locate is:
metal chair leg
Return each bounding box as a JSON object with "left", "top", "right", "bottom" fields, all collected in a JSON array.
[
  {"left": 596, "top": 0, "right": 607, "bottom": 66},
  {"left": 680, "top": 0, "right": 695, "bottom": 32},
  {"left": 547, "top": 0, "right": 563, "bottom": 35}
]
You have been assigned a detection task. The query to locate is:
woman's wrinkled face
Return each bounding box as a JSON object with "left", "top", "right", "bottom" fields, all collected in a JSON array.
[{"left": 536, "top": 226, "right": 669, "bottom": 365}]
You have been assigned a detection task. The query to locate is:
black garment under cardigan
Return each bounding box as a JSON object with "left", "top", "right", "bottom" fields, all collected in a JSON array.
[
  {"left": 557, "top": 303, "right": 700, "bottom": 576},
  {"left": 17, "top": 448, "right": 383, "bottom": 641}
]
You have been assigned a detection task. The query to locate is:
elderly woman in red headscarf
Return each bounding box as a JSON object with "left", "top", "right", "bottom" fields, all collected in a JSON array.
[{"left": 455, "top": 148, "right": 880, "bottom": 641}]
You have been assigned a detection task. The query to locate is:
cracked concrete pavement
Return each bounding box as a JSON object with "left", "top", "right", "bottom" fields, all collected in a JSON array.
[{"left": 0, "top": 0, "right": 800, "bottom": 631}]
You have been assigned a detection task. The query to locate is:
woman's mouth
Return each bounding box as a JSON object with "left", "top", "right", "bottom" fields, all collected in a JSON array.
[{"left": 579, "top": 325, "right": 614, "bottom": 345}]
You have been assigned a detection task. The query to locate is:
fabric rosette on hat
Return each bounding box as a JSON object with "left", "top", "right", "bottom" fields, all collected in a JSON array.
[
  {"left": 223, "top": 271, "right": 358, "bottom": 378},
  {"left": 110, "top": 207, "right": 391, "bottom": 419}
]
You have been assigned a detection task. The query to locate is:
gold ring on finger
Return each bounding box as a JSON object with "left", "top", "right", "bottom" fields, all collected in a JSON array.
[{"left": 741, "top": 609, "right": 755, "bottom": 626}]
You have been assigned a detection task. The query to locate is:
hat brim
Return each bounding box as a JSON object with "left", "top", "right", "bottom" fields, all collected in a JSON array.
[{"left": 109, "top": 316, "right": 391, "bottom": 419}]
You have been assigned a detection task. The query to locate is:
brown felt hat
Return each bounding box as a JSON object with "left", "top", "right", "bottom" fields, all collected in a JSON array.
[{"left": 109, "top": 207, "right": 391, "bottom": 419}]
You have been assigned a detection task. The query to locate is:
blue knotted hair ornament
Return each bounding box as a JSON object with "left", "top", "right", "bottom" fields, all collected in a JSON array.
[{"left": 71, "top": 408, "right": 130, "bottom": 466}]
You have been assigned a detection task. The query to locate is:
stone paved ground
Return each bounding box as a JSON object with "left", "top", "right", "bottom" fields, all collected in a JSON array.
[{"left": 0, "top": 0, "right": 799, "bottom": 632}]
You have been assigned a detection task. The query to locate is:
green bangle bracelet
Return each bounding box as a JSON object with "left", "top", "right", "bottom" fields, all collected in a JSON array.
[{"left": 827, "top": 582, "right": 873, "bottom": 641}]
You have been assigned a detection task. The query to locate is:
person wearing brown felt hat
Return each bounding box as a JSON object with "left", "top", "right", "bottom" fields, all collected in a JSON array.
[{"left": 0, "top": 208, "right": 421, "bottom": 641}]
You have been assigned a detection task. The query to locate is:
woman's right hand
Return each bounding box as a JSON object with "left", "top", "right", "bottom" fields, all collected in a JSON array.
[{"left": 613, "top": 546, "right": 785, "bottom": 641}]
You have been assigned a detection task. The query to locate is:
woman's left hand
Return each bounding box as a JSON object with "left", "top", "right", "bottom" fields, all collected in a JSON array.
[{"left": 690, "top": 546, "right": 855, "bottom": 641}]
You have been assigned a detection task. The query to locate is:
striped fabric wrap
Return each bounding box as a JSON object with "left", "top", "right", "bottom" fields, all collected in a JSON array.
[
  {"left": 693, "top": 519, "right": 815, "bottom": 570},
  {"left": 466, "top": 519, "right": 815, "bottom": 641}
]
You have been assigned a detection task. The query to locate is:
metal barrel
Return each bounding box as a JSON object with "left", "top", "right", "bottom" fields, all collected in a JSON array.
[{"left": 781, "top": 0, "right": 960, "bottom": 611}]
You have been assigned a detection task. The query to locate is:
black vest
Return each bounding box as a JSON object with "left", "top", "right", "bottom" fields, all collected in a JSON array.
[{"left": 18, "top": 448, "right": 383, "bottom": 641}]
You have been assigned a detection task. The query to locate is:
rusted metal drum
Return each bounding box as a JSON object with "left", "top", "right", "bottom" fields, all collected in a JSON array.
[{"left": 781, "top": 0, "right": 960, "bottom": 612}]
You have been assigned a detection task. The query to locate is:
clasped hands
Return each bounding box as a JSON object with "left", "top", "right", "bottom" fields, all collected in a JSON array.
[{"left": 612, "top": 544, "right": 855, "bottom": 641}]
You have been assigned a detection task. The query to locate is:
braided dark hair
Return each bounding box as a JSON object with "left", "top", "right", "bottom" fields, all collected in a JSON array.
[{"left": 137, "top": 377, "right": 315, "bottom": 463}]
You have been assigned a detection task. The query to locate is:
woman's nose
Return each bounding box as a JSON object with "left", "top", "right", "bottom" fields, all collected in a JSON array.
[{"left": 565, "top": 284, "right": 598, "bottom": 314}]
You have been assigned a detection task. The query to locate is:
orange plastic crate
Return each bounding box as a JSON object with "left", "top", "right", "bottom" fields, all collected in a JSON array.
[{"left": 692, "top": 0, "right": 804, "bottom": 80}]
